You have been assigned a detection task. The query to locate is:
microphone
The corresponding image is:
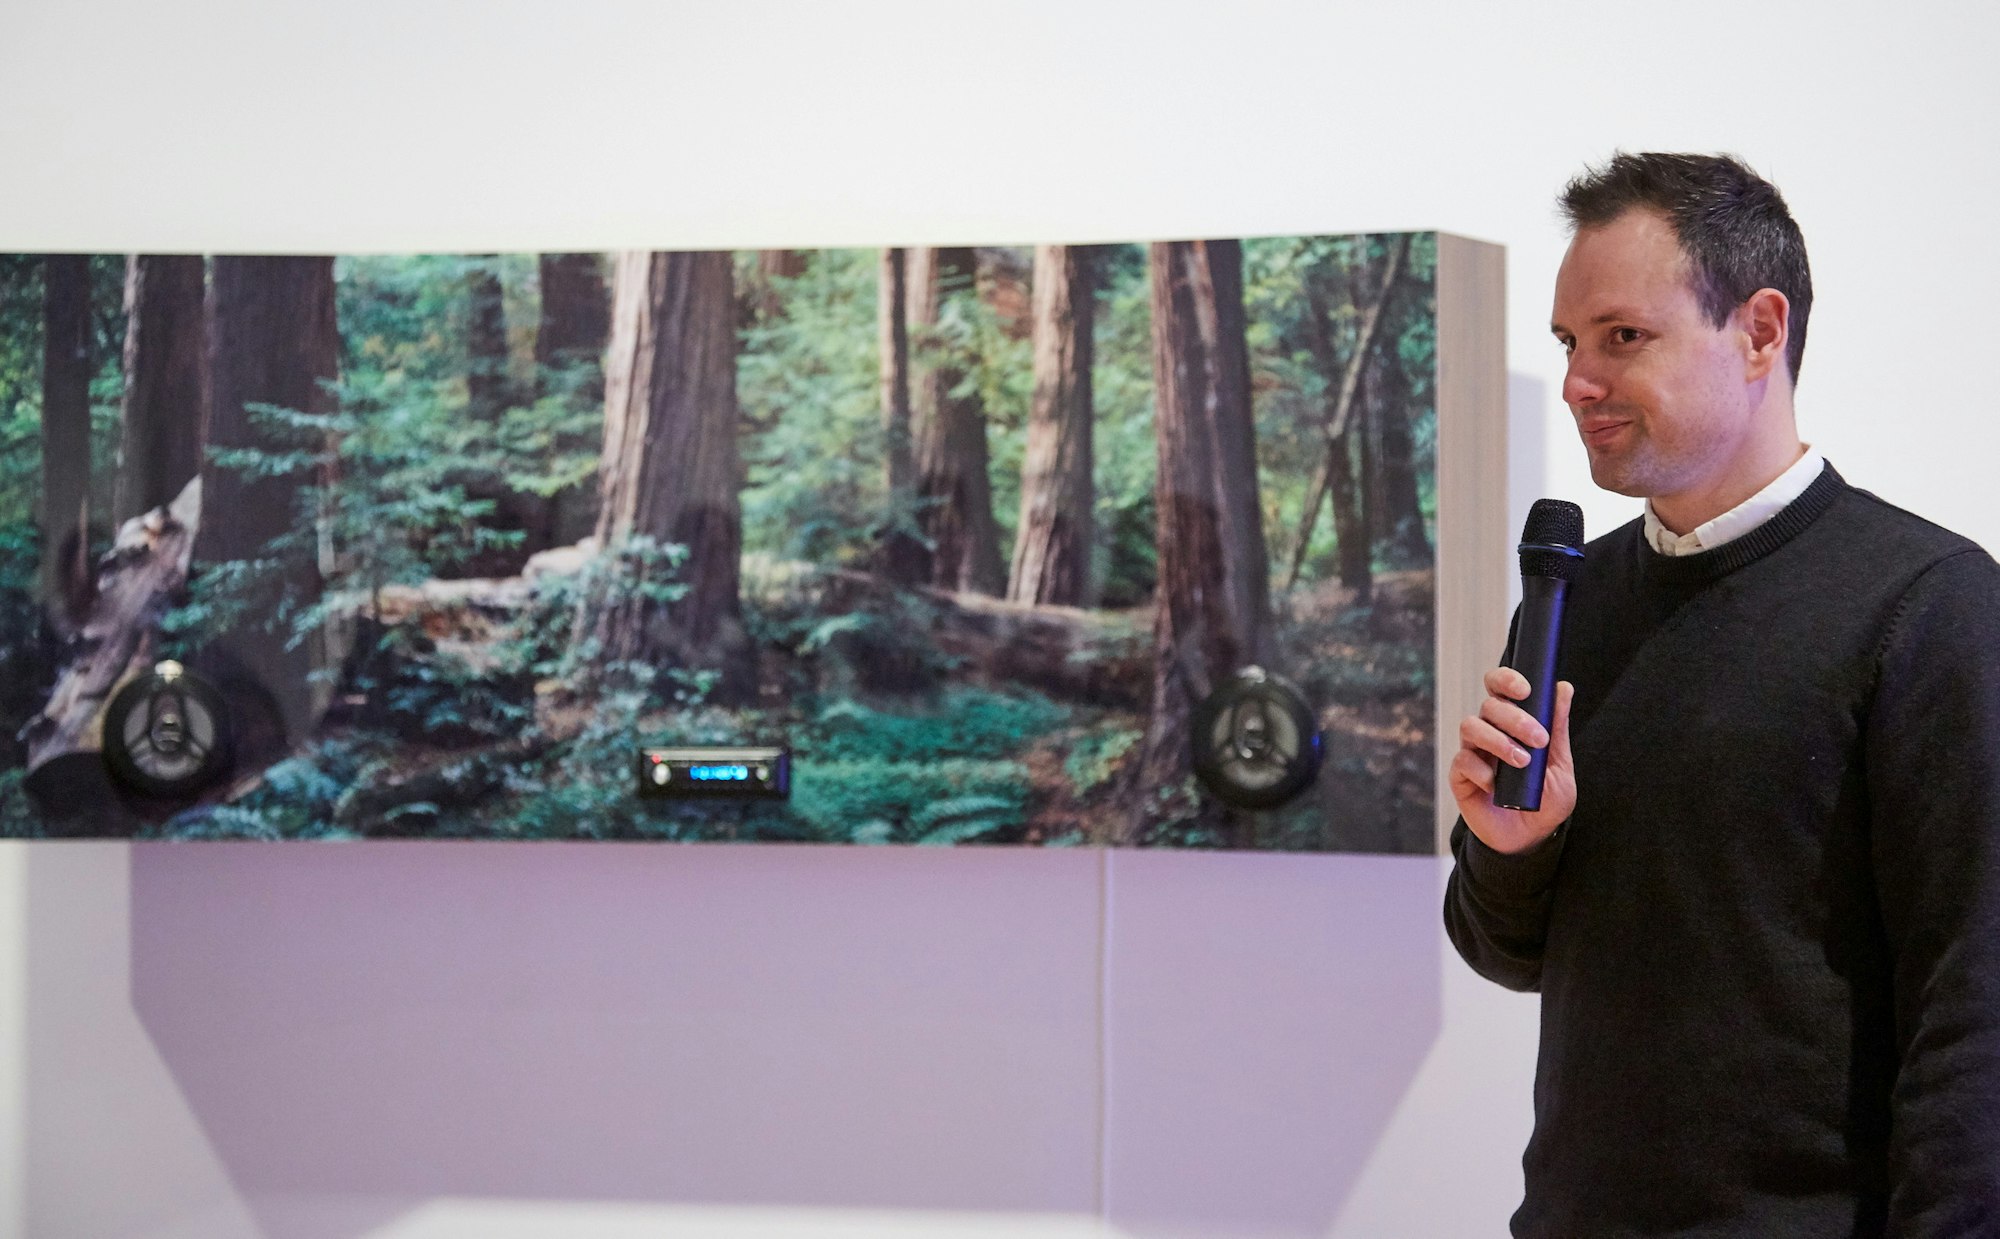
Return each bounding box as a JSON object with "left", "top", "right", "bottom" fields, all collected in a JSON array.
[{"left": 1492, "top": 499, "right": 1585, "bottom": 811}]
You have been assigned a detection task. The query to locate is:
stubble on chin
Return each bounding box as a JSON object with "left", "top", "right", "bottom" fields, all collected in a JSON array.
[{"left": 1584, "top": 439, "right": 1655, "bottom": 499}]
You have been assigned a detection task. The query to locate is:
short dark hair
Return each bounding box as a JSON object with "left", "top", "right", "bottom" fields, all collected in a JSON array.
[{"left": 1560, "top": 152, "right": 1813, "bottom": 383}]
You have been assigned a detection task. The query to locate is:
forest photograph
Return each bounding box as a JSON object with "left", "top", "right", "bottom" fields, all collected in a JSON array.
[{"left": 0, "top": 236, "right": 1439, "bottom": 851}]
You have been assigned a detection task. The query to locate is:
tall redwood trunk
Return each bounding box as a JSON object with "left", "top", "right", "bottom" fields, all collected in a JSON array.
[
  {"left": 875, "top": 247, "right": 925, "bottom": 584},
  {"left": 39, "top": 255, "right": 93, "bottom": 615},
  {"left": 751, "top": 249, "right": 808, "bottom": 321},
  {"left": 197, "top": 255, "right": 338, "bottom": 749},
  {"left": 1126, "top": 240, "right": 1271, "bottom": 846},
  {"left": 1372, "top": 283, "right": 1432, "bottom": 567},
  {"left": 465, "top": 257, "right": 513, "bottom": 421},
  {"left": 579, "top": 249, "right": 751, "bottom": 697},
  {"left": 1008, "top": 244, "right": 1095, "bottom": 606},
  {"left": 1330, "top": 372, "right": 1372, "bottom": 600},
  {"left": 907, "top": 246, "right": 1005, "bottom": 595},
  {"left": 115, "top": 255, "right": 209, "bottom": 526},
  {"left": 536, "top": 252, "right": 611, "bottom": 548}
]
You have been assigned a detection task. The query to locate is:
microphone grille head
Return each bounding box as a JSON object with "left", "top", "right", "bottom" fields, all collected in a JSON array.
[{"left": 1519, "top": 499, "right": 1586, "bottom": 581}]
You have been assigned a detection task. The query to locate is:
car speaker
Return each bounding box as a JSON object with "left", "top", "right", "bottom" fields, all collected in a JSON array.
[
  {"left": 102, "top": 660, "right": 233, "bottom": 801},
  {"left": 1189, "top": 665, "right": 1323, "bottom": 810}
]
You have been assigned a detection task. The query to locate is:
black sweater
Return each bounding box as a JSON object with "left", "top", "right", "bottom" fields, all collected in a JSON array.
[{"left": 1446, "top": 465, "right": 2000, "bottom": 1237}]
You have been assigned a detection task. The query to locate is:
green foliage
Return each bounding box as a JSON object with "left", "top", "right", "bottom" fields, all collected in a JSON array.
[
  {"left": 343, "top": 624, "right": 533, "bottom": 748},
  {"left": 1088, "top": 245, "right": 1159, "bottom": 607},
  {"left": 0, "top": 768, "right": 40, "bottom": 838},
  {"left": 152, "top": 743, "right": 364, "bottom": 840},
  {"left": 163, "top": 255, "right": 603, "bottom": 658},
  {"left": 801, "top": 686, "right": 1068, "bottom": 764},
  {"left": 0, "top": 517, "right": 54, "bottom": 775},
  {"left": 1243, "top": 234, "right": 1439, "bottom": 586},
  {"left": 944, "top": 249, "right": 1034, "bottom": 561},
  {"left": 0, "top": 256, "right": 127, "bottom": 559},
  {"left": 736, "top": 249, "right": 887, "bottom": 567},
  {"left": 791, "top": 758, "right": 1029, "bottom": 843},
  {"left": 912, "top": 795, "right": 1022, "bottom": 845},
  {"left": 1063, "top": 723, "right": 1143, "bottom": 795}
]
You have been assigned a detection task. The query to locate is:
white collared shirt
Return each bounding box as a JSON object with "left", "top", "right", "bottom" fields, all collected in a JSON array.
[{"left": 1643, "top": 445, "right": 1825, "bottom": 557}]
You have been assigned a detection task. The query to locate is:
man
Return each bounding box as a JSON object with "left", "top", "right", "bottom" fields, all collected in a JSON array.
[{"left": 1445, "top": 152, "right": 2000, "bottom": 1236}]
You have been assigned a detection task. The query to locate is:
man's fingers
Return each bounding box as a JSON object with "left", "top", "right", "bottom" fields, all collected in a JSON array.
[
  {"left": 1483, "top": 666, "right": 1531, "bottom": 701},
  {"left": 1461, "top": 713, "right": 1533, "bottom": 767},
  {"left": 1479, "top": 694, "right": 1550, "bottom": 750},
  {"left": 1450, "top": 747, "right": 1498, "bottom": 796}
]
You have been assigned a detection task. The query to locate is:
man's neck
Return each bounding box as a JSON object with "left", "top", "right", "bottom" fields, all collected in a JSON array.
[{"left": 1650, "top": 438, "right": 1809, "bottom": 536}]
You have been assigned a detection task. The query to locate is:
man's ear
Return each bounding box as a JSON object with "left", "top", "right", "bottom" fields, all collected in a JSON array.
[{"left": 1739, "top": 288, "right": 1791, "bottom": 383}]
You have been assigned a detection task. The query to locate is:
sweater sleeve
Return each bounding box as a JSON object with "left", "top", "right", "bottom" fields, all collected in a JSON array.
[
  {"left": 1865, "top": 548, "right": 2000, "bottom": 1234},
  {"left": 1444, "top": 816, "right": 1565, "bottom": 991},
  {"left": 1443, "top": 608, "right": 1566, "bottom": 992}
]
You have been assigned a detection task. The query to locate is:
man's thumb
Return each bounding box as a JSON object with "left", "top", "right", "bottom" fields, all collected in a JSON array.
[{"left": 1549, "top": 681, "right": 1576, "bottom": 769}]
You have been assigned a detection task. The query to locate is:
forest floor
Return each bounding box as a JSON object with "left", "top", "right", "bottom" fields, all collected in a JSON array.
[{"left": 141, "top": 558, "right": 1436, "bottom": 852}]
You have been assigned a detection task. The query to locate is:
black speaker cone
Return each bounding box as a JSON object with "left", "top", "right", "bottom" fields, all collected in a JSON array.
[
  {"left": 1189, "top": 666, "right": 1323, "bottom": 809},
  {"left": 102, "top": 660, "right": 234, "bottom": 801}
]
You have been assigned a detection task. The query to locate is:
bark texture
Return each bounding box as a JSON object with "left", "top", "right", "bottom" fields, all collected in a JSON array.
[
  {"left": 580, "top": 250, "right": 751, "bottom": 696},
  {"left": 536, "top": 252, "right": 611, "bottom": 548},
  {"left": 875, "top": 247, "right": 925, "bottom": 584},
  {"left": 115, "top": 254, "right": 209, "bottom": 526},
  {"left": 40, "top": 255, "right": 93, "bottom": 616},
  {"left": 1008, "top": 244, "right": 1096, "bottom": 607},
  {"left": 197, "top": 255, "right": 339, "bottom": 748},
  {"left": 1126, "top": 239, "right": 1271, "bottom": 845},
  {"left": 907, "top": 246, "right": 1006, "bottom": 595}
]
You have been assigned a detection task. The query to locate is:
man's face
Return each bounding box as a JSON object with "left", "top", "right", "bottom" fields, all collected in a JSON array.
[{"left": 1550, "top": 209, "right": 1755, "bottom": 505}]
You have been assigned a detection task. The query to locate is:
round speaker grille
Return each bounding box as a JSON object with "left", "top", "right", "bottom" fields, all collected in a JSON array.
[
  {"left": 102, "top": 661, "right": 234, "bottom": 801},
  {"left": 1189, "top": 666, "right": 1323, "bottom": 810}
]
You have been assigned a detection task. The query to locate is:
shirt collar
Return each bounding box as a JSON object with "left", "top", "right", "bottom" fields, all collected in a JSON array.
[{"left": 1643, "top": 445, "right": 1826, "bottom": 558}]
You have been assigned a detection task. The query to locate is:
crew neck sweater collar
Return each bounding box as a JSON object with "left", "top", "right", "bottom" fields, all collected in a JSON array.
[
  {"left": 1643, "top": 446, "right": 1825, "bottom": 556},
  {"left": 1635, "top": 461, "right": 1846, "bottom": 587}
]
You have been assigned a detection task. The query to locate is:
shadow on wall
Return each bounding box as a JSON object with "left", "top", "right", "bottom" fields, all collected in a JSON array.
[
  {"left": 1101, "top": 850, "right": 1443, "bottom": 1239},
  {"left": 27, "top": 841, "right": 1441, "bottom": 1239}
]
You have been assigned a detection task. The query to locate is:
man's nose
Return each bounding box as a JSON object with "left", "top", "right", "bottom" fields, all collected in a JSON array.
[{"left": 1562, "top": 356, "right": 1608, "bottom": 407}]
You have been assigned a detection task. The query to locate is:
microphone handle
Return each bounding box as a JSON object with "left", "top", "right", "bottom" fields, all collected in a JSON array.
[{"left": 1493, "top": 574, "right": 1568, "bottom": 811}]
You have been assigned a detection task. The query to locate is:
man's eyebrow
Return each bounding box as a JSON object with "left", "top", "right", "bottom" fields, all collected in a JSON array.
[{"left": 1550, "top": 308, "right": 1649, "bottom": 335}]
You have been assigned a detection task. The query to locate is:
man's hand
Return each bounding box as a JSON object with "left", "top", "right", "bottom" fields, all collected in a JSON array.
[{"left": 1449, "top": 669, "right": 1576, "bottom": 854}]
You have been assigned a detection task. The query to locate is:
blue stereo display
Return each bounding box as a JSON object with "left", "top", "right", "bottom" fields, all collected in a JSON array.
[
  {"left": 637, "top": 746, "right": 789, "bottom": 800},
  {"left": 690, "top": 765, "right": 750, "bottom": 781}
]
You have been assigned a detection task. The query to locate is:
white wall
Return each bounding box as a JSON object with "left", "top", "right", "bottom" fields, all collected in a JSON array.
[{"left": 3, "top": 2, "right": 1997, "bottom": 1236}]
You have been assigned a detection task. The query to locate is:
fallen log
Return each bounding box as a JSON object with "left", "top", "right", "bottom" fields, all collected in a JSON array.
[{"left": 22, "top": 476, "right": 202, "bottom": 776}]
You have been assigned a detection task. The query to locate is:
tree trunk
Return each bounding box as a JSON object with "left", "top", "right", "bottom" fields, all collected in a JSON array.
[
  {"left": 465, "top": 257, "right": 512, "bottom": 420},
  {"left": 1008, "top": 245, "right": 1096, "bottom": 607},
  {"left": 749, "top": 249, "right": 808, "bottom": 321},
  {"left": 1284, "top": 234, "right": 1409, "bottom": 591},
  {"left": 1126, "top": 239, "right": 1271, "bottom": 846},
  {"left": 1330, "top": 372, "right": 1372, "bottom": 600},
  {"left": 907, "top": 246, "right": 1006, "bottom": 595},
  {"left": 579, "top": 250, "right": 751, "bottom": 698},
  {"left": 1372, "top": 281, "right": 1432, "bottom": 567},
  {"left": 23, "top": 476, "right": 201, "bottom": 777},
  {"left": 197, "top": 255, "right": 339, "bottom": 752},
  {"left": 536, "top": 252, "right": 611, "bottom": 548},
  {"left": 40, "top": 255, "right": 93, "bottom": 618},
  {"left": 114, "top": 255, "right": 209, "bottom": 528},
  {"left": 537, "top": 254, "right": 611, "bottom": 370},
  {"left": 875, "top": 247, "right": 926, "bottom": 584}
]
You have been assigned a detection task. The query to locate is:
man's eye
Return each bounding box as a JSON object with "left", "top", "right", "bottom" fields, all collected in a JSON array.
[{"left": 1611, "top": 327, "right": 1643, "bottom": 345}]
